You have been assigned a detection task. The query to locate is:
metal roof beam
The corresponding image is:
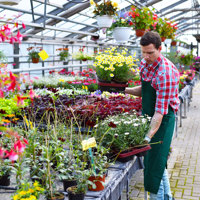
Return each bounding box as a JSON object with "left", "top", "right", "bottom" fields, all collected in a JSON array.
[
  {"left": 161, "top": 8, "right": 200, "bottom": 16},
  {"left": 159, "top": 0, "right": 187, "bottom": 13},
  {"left": 33, "top": 0, "right": 63, "bottom": 9}
]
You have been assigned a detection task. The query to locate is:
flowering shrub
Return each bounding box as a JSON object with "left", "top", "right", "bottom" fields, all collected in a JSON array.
[
  {"left": 12, "top": 181, "right": 45, "bottom": 200},
  {"left": 193, "top": 56, "right": 200, "bottom": 66},
  {"left": 27, "top": 46, "right": 43, "bottom": 61},
  {"left": 128, "top": 6, "right": 156, "bottom": 30},
  {"left": 90, "top": 0, "right": 118, "bottom": 16},
  {"left": 150, "top": 18, "right": 178, "bottom": 39},
  {"left": 56, "top": 47, "right": 69, "bottom": 61},
  {"left": 94, "top": 46, "right": 138, "bottom": 83}
]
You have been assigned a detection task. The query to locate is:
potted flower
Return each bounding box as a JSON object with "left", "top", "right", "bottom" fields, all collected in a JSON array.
[
  {"left": 93, "top": 46, "right": 138, "bottom": 92},
  {"left": 12, "top": 181, "right": 45, "bottom": 200},
  {"left": 128, "top": 6, "right": 156, "bottom": 37},
  {"left": 177, "top": 51, "right": 194, "bottom": 66},
  {"left": 108, "top": 12, "right": 133, "bottom": 43},
  {"left": 150, "top": 18, "right": 178, "bottom": 41},
  {"left": 56, "top": 47, "right": 69, "bottom": 61},
  {"left": 95, "top": 113, "right": 152, "bottom": 162},
  {"left": 193, "top": 56, "right": 200, "bottom": 70},
  {"left": 72, "top": 46, "right": 93, "bottom": 62},
  {"left": 27, "top": 46, "right": 43, "bottom": 63},
  {"left": 90, "top": 0, "right": 118, "bottom": 28}
]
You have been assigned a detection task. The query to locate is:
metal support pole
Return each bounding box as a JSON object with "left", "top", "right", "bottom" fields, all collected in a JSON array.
[
  {"left": 183, "top": 98, "right": 187, "bottom": 118},
  {"left": 30, "top": 0, "right": 35, "bottom": 22},
  {"left": 179, "top": 102, "right": 182, "bottom": 127},
  {"left": 13, "top": 43, "right": 20, "bottom": 72},
  {"left": 43, "top": 0, "right": 47, "bottom": 28}
]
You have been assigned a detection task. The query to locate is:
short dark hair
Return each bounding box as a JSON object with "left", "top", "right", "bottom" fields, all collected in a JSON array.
[{"left": 140, "top": 31, "right": 161, "bottom": 49}]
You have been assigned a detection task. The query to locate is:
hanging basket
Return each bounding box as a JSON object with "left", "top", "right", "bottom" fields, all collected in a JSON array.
[
  {"left": 113, "top": 27, "right": 132, "bottom": 43},
  {"left": 0, "top": 0, "right": 21, "bottom": 5},
  {"left": 96, "top": 15, "right": 113, "bottom": 28},
  {"left": 135, "top": 29, "right": 145, "bottom": 37}
]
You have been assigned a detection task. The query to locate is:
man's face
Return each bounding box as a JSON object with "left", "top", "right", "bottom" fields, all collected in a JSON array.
[{"left": 141, "top": 44, "right": 161, "bottom": 65}]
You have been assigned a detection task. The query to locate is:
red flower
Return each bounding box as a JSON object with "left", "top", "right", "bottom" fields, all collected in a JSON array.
[{"left": 108, "top": 122, "right": 117, "bottom": 128}]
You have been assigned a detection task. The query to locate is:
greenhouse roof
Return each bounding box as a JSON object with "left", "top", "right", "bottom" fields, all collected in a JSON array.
[{"left": 0, "top": 0, "right": 199, "bottom": 45}]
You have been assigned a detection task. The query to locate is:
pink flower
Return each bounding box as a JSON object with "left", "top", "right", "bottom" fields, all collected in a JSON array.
[
  {"left": 6, "top": 149, "right": 18, "bottom": 161},
  {"left": 14, "top": 140, "right": 26, "bottom": 153},
  {"left": 22, "top": 22, "right": 26, "bottom": 29},
  {"left": 0, "top": 147, "right": 5, "bottom": 158}
]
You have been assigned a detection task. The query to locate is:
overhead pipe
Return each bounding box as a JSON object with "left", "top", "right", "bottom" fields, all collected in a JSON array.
[{"left": 161, "top": 8, "right": 200, "bottom": 17}]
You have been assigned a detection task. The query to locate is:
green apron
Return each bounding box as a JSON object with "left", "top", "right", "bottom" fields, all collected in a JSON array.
[{"left": 142, "top": 67, "right": 175, "bottom": 194}]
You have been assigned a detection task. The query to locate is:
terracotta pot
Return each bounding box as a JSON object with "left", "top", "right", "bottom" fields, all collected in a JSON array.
[
  {"left": 161, "top": 37, "right": 166, "bottom": 42},
  {"left": 32, "top": 57, "right": 39, "bottom": 63},
  {"left": 135, "top": 29, "right": 145, "bottom": 37},
  {"left": 88, "top": 174, "right": 106, "bottom": 191},
  {"left": 81, "top": 58, "right": 87, "bottom": 61},
  {"left": 171, "top": 41, "right": 177, "bottom": 46}
]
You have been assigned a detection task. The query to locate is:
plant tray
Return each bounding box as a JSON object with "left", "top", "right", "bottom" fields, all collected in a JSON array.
[{"left": 117, "top": 145, "right": 151, "bottom": 162}]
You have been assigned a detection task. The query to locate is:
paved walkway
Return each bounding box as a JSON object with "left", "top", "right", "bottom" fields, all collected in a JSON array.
[{"left": 124, "top": 81, "right": 200, "bottom": 200}]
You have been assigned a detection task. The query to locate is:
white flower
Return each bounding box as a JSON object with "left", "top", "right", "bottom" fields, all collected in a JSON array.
[
  {"left": 133, "top": 123, "right": 139, "bottom": 127},
  {"left": 124, "top": 132, "right": 129, "bottom": 135}
]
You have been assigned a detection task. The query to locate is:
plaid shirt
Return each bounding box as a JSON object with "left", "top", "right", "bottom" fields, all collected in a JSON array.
[{"left": 139, "top": 54, "right": 180, "bottom": 115}]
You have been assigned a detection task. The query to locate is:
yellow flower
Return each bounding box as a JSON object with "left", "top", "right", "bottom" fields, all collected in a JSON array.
[
  {"left": 13, "top": 195, "right": 19, "bottom": 200},
  {"left": 29, "top": 195, "right": 36, "bottom": 200},
  {"left": 90, "top": 0, "right": 95, "bottom": 5},
  {"left": 19, "top": 191, "right": 27, "bottom": 196},
  {"left": 110, "top": 73, "right": 114, "bottom": 77},
  {"left": 33, "top": 182, "right": 39, "bottom": 187},
  {"left": 28, "top": 189, "right": 34, "bottom": 193},
  {"left": 112, "top": 2, "right": 118, "bottom": 8},
  {"left": 59, "top": 79, "right": 64, "bottom": 82}
]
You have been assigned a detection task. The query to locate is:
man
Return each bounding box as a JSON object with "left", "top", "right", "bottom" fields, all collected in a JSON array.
[{"left": 125, "top": 31, "right": 179, "bottom": 200}]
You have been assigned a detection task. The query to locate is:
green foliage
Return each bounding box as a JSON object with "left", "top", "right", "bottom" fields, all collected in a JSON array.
[
  {"left": 27, "top": 46, "right": 42, "bottom": 61},
  {"left": 91, "top": 0, "right": 118, "bottom": 16},
  {"left": 0, "top": 50, "right": 7, "bottom": 62},
  {"left": 95, "top": 113, "right": 151, "bottom": 151}
]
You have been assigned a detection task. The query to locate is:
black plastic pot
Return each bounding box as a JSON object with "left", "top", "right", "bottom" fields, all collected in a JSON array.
[
  {"left": 68, "top": 191, "right": 84, "bottom": 200},
  {"left": 0, "top": 174, "right": 10, "bottom": 186},
  {"left": 63, "top": 179, "right": 77, "bottom": 192}
]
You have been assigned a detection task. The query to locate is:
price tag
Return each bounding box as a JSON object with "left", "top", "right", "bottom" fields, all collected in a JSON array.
[
  {"left": 82, "top": 137, "right": 97, "bottom": 151},
  {"left": 38, "top": 50, "right": 49, "bottom": 61}
]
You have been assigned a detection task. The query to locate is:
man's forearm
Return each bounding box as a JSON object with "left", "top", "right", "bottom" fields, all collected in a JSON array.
[
  {"left": 146, "top": 112, "right": 163, "bottom": 139},
  {"left": 125, "top": 86, "right": 142, "bottom": 97}
]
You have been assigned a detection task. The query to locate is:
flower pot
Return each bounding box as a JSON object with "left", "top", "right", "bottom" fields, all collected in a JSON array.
[
  {"left": 32, "top": 57, "right": 39, "bottom": 63},
  {"left": 135, "top": 29, "right": 145, "bottom": 37},
  {"left": 116, "top": 145, "right": 151, "bottom": 163},
  {"left": 96, "top": 15, "right": 113, "bottom": 28},
  {"left": 0, "top": 0, "right": 21, "bottom": 5},
  {"left": 161, "top": 37, "right": 166, "bottom": 42},
  {"left": 171, "top": 41, "right": 177, "bottom": 46},
  {"left": 47, "top": 192, "right": 65, "bottom": 200},
  {"left": 98, "top": 80, "right": 128, "bottom": 93},
  {"left": 67, "top": 186, "right": 85, "bottom": 200},
  {"left": 113, "top": 27, "right": 132, "bottom": 43},
  {"left": 82, "top": 58, "right": 87, "bottom": 61},
  {"left": 88, "top": 174, "right": 106, "bottom": 191},
  {"left": 63, "top": 179, "right": 77, "bottom": 192},
  {"left": 0, "top": 174, "right": 10, "bottom": 186}
]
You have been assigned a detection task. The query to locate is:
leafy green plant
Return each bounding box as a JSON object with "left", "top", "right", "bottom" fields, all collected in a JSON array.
[
  {"left": 95, "top": 112, "right": 151, "bottom": 151},
  {"left": 90, "top": 0, "right": 118, "bottom": 16},
  {"left": 56, "top": 47, "right": 69, "bottom": 61},
  {"left": 72, "top": 47, "right": 93, "bottom": 61},
  {"left": 27, "top": 46, "right": 42, "bottom": 61},
  {"left": 0, "top": 50, "right": 7, "bottom": 62}
]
